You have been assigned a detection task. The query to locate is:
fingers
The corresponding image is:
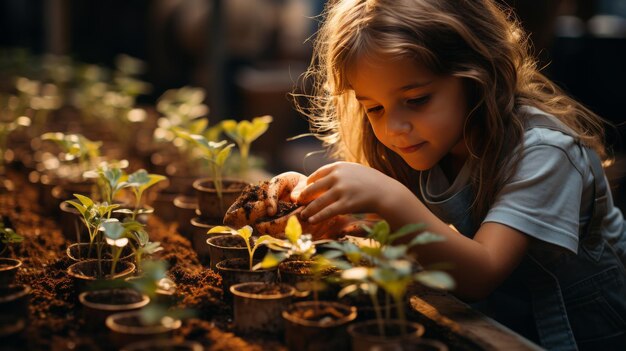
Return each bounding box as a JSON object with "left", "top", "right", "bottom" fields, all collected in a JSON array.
[
  {"left": 301, "top": 190, "right": 341, "bottom": 223},
  {"left": 266, "top": 172, "right": 305, "bottom": 216}
]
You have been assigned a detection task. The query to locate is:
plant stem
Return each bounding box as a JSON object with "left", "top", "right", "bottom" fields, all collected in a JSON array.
[
  {"left": 370, "top": 290, "right": 385, "bottom": 337},
  {"left": 110, "top": 246, "right": 122, "bottom": 276},
  {"left": 239, "top": 142, "right": 250, "bottom": 175}
]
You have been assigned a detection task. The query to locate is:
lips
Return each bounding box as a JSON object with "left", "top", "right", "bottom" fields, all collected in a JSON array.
[{"left": 396, "top": 142, "right": 426, "bottom": 153}]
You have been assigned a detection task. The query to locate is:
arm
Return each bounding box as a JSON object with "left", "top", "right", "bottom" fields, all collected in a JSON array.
[{"left": 298, "top": 161, "right": 530, "bottom": 301}]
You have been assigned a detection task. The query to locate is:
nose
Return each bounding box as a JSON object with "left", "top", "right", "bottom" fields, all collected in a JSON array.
[{"left": 386, "top": 107, "right": 412, "bottom": 136}]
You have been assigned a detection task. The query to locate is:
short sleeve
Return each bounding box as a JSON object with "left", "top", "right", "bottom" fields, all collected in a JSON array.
[{"left": 483, "top": 143, "right": 584, "bottom": 253}]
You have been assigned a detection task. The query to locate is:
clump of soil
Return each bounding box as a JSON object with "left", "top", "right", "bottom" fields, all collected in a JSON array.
[
  {"left": 209, "top": 235, "right": 247, "bottom": 248},
  {"left": 290, "top": 305, "right": 348, "bottom": 325}
]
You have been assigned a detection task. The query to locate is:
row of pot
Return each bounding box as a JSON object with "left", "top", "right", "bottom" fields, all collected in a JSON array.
[
  {"left": 0, "top": 257, "right": 30, "bottom": 339},
  {"left": 203, "top": 235, "right": 447, "bottom": 351}
]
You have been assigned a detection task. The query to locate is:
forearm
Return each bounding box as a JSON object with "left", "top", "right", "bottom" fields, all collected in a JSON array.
[{"left": 375, "top": 184, "right": 514, "bottom": 301}]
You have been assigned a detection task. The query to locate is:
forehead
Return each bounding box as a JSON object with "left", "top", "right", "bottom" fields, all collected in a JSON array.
[{"left": 347, "top": 53, "right": 436, "bottom": 95}]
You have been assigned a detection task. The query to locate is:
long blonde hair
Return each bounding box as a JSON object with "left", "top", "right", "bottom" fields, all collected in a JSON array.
[{"left": 296, "top": 0, "right": 607, "bottom": 221}]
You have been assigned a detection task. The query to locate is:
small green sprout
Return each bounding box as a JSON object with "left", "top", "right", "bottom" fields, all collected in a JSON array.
[
  {"left": 120, "top": 169, "right": 167, "bottom": 220},
  {"left": 101, "top": 218, "right": 162, "bottom": 276},
  {"left": 41, "top": 132, "right": 101, "bottom": 173},
  {"left": 175, "top": 130, "right": 234, "bottom": 212},
  {"left": 0, "top": 221, "right": 23, "bottom": 256},
  {"left": 0, "top": 116, "right": 30, "bottom": 173},
  {"left": 208, "top": 225, "right": 280, "bottom": 271},
  {"left": 221, "top": 115, "right": 273, "bottom": 175}
]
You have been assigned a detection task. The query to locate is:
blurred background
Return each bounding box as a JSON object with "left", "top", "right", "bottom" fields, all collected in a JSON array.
[{"left": 0, "top": 0, "right": 624, "bottom": 210}]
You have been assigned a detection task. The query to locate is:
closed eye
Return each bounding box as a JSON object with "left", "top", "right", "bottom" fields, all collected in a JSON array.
[
  {"left": 366, "top": 106, "right": 383, "bottom": 114},
  {"left": 408, "top": 95, "right": 430, "bottom": 106}
]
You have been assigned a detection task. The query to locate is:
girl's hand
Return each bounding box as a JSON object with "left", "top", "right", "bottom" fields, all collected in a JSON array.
[
  {"left": 265, "top": 171, "right": 308, "bottom": 216},
  {"left": 298, "top": 161, "right": 402, "bottom": 223}
]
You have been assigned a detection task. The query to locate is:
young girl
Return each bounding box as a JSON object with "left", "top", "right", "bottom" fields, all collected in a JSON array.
[{"left": 264, "top": 0, "right": 626, "bottom": 349}]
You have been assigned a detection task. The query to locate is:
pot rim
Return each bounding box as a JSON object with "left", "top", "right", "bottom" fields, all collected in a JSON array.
[
  {"left": 0, "top": 258, "right": 22, "bottom": 271},
  {"left": 192, "top": 177, "right": 249, "bottom": 192},
  {"left": 206, "top": 235, "right": 247, "bottom": 250},
  {"left": 0, "top": 284, "right": 31, "bottom": 302},
  {"left": 173, "top": 195, "right": 197, "bottom": 209},
  {"left": 216, "top": 257, "right": 276, "bottom": 273},
  {"left": 347, "top": 319, "right": 425, "bottom": 342},
  {"left": 230, "top": 282, "right": 295, "bottom": 300},
  {"left": 67, "top": 259, "right": 135, "bottom": 281},
  {"left": 106, "top": 310, "right": 182, "bottom": 334},
  {"left": 282, "top": 300, "right": 357, "bottom": 328},
  {"left": 79, "top": 289, "right": 150, "bottom": 311},
  {"left": 120, "top": 340, "right": 204, "bottom": 351},
  {"left": 66, "top": 242, "right": 134, "bottom": 262}
]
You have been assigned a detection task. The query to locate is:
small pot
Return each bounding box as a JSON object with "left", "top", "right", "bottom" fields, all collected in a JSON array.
[
  {"left": 278, "top": 260, "right": 339, "bottom": 299},
  {"left": 120, "top": 340, "right": 203, "bottom": 351},
  {"left": 79, "top": 288, "right": 150, "bottom": 330},
  {"left": 67, "top": 259, "right": 136, "bottom": 293},
  {"left": 367, "top": 338, "right": 449, "bottom": 351},
  {"left": 205, "top": 234, "right": 248, "bottom": 270},
  {"left": 66, "top": 243, "right": 134, "bottom": 262},
  {"left": 347, "top": 319, "right": 425, "bottom": 351},
  {"left": 150, "top": 192, "right": 178, "bottom": 223},
  {"left": 0, "top": 258, "right": 22, "bottom": 286},
  {"left": 125, "top": 275, "right": 177, "bottom": 305},
  {"left": 59, "top": 201, "right": 90, "bottom": 242},
  {"left": 216, "top": 258, "right": 277, "bottom": 302},
  {"left": 190, "top": 216, "right": 222, "bottom": 262},
  {"left": 282, "top": 301, "right": 357, "bottom": 351},
  {"left": 230, "top": 282, "right": 295, "bottom": 335},
  {"left": 173, "top": 195, "right": 198, "bottom": 239},
  {"left": 0, "top": 284, "right": 31, "bottom": 338},
  {"left": 106, "top": 310, "right": 182, "bottom": 349},
  {"left": 193, "top": 178, "right": 248, "bottom": 220}
]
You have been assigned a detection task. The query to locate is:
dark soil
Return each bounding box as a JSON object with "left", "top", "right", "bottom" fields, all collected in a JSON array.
[
  {"left": 210, "top": 235, "right": 247, "bottom": 248},
  {"left": 279, "top": 260, "right": 337, "bottom": 276},
  {"left": 254, "top": 201, "right": 298, "bottom": 223},
  {"left": 229, "top": 181, "right": 298, "bottom": 222},
  {"left": 0, "top": 171, "right": 286, "bottom": 351}
]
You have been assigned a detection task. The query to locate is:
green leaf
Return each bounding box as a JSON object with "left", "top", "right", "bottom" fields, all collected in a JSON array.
[
  {"left": 215, "top": 143, "right": 234, "bottom": 166},
  {"left": 408, "top": 231, "right": 446, "bottom": 246},
  {"left": 102, "top": 220, "right": 124, "bottom": 239},
  {"left": 253, "top": 251, "right": 287, "bottom": 270},
  {"left": 284, "top": 216, "right": 302, "bottom": 244},
  {"left": 65, "top": 200, "right": 87, "bottom": 217},
  {"left": 236, "top": 225, "right": 253, "bottom": 241},
  {"left": 73, "top": 193, "right": 94, "bottom": 208},
  {"left": 207, "top": 226, "right": 236, "bottom": 235},
  {"left": 388, "top": 223, "right": 426, "bottom": 243},
  {"left": 414, "top": 270, "right": 455, "bottom": 290}
]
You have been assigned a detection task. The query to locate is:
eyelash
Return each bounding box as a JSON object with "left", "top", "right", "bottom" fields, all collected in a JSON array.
[{"left": 366, "top": 95, "right": 431, "bottom": 114}]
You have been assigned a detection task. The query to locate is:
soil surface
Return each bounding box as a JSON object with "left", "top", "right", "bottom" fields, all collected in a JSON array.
[
  {"left": 0, "top": 171, "right": 286, "bottom": 351},
  {"left": 289, "top": 304, "right": 348, "bottom": 324},
  {"left": 234, "top": 283, "right": 291, "bottom": 296}
]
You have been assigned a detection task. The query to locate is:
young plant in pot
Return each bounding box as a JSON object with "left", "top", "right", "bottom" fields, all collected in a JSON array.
[
  {"left": 0, "top": 220, "right": 24, "bottom": 286},
  {"left": 117, "top": 169, "right": 167, "bottom": 222},
  {"left": 78, "top": 260, "right": 170, "bottom": 331},
  {"left": 0, "top": 115, "right": 30, "bottom": 191},
  {"left": 66, "top": 216, "right": 138, "bottom": 293},
  {"left": 324, "top": 220, "right": 455, "bottom": 350},
  {"left": 208, "top": 225, "right": 277, "bottom": 300},
  {"left": 39, "top": 132, "right": 101, "bottom": 215},
  {"left": 220, "top": 115, "right": 273, "bottom": 181},
  {"left": 174, "top": 129, "right": 248, "bottom": 222},
  {"left": 257, "top": 216, "right": 357, "bottom": 351}
]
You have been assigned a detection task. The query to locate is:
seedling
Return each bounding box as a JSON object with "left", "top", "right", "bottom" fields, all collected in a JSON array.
[
  {"left": 0, "top": 116, "right": 30, "bottom": 174},
  {"left": 119, "top": 169, "right": 167, "bottom": 220},
  {"left": 101, "top": 218, "right": 163, "bottom": 275},
  {"left": 323, "top": 220, "right": 455, "bottom": 336},
  {"left": 221, "top": 115, "right": 273, "bottom": 175},
  {"left": 174, "top": 130, "right": 234, "bottom": 212},
  {"left": 207, "top": 225, "right": 280, "bottom": 271},
  {"left": 0, "top": 220, "right": 23, "bottom": 256},
  {"left": 41, "top": 132, "right": 102, "bottom": 176},
  {"left": 83, "top": 160, "right": 130, "bottom": 207}
]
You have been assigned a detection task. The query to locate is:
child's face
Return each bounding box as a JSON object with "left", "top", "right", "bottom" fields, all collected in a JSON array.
[{"left": 349, "top": 54, "right": 469, "bottom": 171}]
